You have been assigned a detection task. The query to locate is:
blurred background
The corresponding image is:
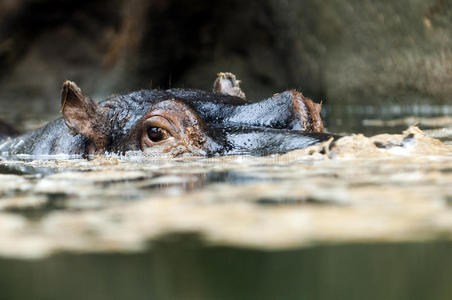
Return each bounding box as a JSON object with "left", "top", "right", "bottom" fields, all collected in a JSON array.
[
  {"left": 2, "top": 2, "right": 452, "bottom": 299},
  {"left": 1, "top": 0, "right": 452, "bottom": 133}
]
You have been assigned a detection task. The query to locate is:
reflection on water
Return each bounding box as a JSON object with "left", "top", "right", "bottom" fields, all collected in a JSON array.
[
  {"left": 0, "top": 162, "right": 56, "bottom": 175},
  {"left": 204, "top": 171, "right": 277, "bottom": 185},
  {"left": 1, "top": 236, "right": 452, "bottom": 300}
]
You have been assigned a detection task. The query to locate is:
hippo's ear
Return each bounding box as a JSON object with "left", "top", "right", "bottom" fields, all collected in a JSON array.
[
  {"left": 213, "top": 72, "right": 247, "bottom": 100},
  {"left": 303, "top": 98, "right": 324, "bottom": 133},
  {"left": 61, "top": 81, "right": 111, "bottom": 152}
]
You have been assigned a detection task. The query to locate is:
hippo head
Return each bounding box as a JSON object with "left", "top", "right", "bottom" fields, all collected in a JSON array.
[{"left": 59, "top": 75, "right": 328, "bottom": 157}]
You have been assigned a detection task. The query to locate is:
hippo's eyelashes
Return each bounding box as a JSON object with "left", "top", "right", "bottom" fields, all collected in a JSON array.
[{"left": 147, "top": 127, "right": 169, "bottom": 143}]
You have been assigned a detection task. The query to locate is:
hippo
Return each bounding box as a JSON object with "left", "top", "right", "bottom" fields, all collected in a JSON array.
[{"left": 0, "top": 73, "right": 337, "bottom": 157}]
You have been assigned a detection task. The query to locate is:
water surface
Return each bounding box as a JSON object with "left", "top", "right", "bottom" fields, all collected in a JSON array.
[{"left": 1, "top": 103, "right": 452, "bottom": 299}]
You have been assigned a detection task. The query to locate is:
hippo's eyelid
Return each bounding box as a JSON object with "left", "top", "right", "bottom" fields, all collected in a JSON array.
[{"left": 143, "top": 115, "right": 176, "bottom": 135}]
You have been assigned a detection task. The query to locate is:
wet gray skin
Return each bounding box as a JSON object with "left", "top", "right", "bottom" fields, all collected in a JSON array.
[{"left": 0, "top": 75, "right": 337, "bottom": 157}]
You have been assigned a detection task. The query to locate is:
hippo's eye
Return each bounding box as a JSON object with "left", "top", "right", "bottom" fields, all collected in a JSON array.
[
  {"left": 147, "top": 127, "right": 169, "bottom": 142},
  {"left": 141, "top": 116, "right": 175, "bottom": 149}
]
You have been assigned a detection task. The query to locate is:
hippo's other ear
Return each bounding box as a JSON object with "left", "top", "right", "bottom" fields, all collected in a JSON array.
[
  {"left": 61, "top": 80, "right": 111, "bottom": 152},
  {"left": 306, "top": 99, "right": 324, "bottom": 133},
  {"left": 291, "top": 91, "right": 325, "bottom": 133}
]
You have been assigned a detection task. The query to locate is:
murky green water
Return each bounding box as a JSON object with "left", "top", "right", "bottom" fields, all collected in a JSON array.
[{"left": 2, "top": 236, "right": 452, "bottom": 300}]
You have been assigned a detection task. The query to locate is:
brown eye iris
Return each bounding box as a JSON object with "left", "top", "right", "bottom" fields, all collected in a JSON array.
[{"left": 147, "top": 127, "right": 168, "bottom": 142}]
